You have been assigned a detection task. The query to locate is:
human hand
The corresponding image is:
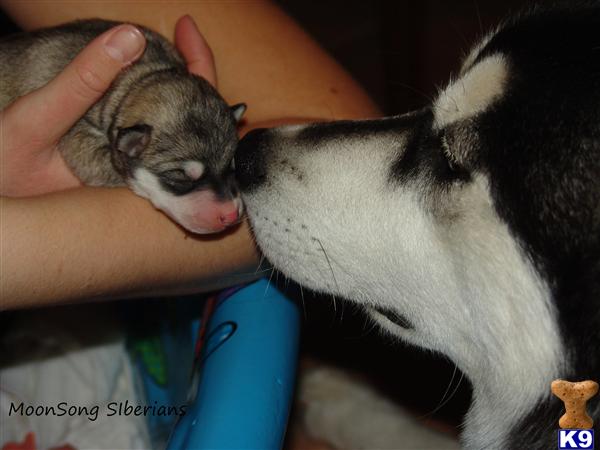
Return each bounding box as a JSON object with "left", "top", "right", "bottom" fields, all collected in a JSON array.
[
  {"left": 0, "top": 24, "right": 146, "bottom": 197},
  {"left": 0, "top": 16, "right": 217, "bottom": 197},
  {"left": 174, "top": 15, "right": 217, "bottom": 87}
]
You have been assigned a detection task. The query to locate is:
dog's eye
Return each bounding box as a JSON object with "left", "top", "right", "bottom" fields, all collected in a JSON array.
[
  {"left": 372, "top": 306, "right": 414, "bottom": 330},
  {"left": 441, "top": 134, "right": 459, "bottom": 171},
  {"left": 440, "top": 133, "right": 470, "bottom": 180},
  {"left": 161, "top": 169, "right": 190, "bottom": 182}
]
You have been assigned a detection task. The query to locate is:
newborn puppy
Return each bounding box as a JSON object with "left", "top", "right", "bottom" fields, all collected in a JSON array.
[{"left": 0, "top": 19, "right": 245, "bottom": 234}]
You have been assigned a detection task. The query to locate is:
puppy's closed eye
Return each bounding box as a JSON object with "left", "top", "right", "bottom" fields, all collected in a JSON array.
[
  {"left": 162, "top": 169, "right": 191, "bottom": 182},
  {"left": 159, "top": 168, "right": 204, "bottom": 195},
  {"left": 161, "top": 161, "right": 205, "bottom": 183}
]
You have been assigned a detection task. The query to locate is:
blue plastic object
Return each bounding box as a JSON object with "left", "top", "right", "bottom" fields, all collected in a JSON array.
[{"left": 166, "top": 279, "right": 301, "bottom": 449}]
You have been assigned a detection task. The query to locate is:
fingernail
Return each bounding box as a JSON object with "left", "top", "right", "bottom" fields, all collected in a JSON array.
[{"left": 104, "top": 25, "right": 145, "bottom": 64}]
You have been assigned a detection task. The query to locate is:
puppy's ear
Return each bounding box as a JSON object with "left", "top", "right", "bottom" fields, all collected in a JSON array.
[
  {"left": 116, "top": 124, "right": 153, "bottom": 158},
  {"left": 231, "top": 103, "right": 247, "bottom": 122}
]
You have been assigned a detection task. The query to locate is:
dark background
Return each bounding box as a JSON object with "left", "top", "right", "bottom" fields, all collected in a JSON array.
[
  {"left": 278, "top": 0, "right": 531, "bottom": 115},
  {"left": 0, "top": 0, "right": 533, "bottom": 433}
]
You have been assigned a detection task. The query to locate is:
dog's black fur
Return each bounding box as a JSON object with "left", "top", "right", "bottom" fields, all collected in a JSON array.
[{"left": 476, "top": 5, "right": 600, "bottom": 446}]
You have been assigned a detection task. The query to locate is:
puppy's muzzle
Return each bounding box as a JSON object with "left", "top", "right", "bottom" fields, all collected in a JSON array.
[{"left": 235, "top": 128, "right": 269, "bottom": 192}]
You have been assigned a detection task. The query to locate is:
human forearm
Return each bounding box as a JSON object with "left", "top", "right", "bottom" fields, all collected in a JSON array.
[
  {"left": 0, "top": 1, "right": 382, "bottom": 309},
  {"left": 0, "top": 188, "right": 260, "bottom": 310},
  {"left": 0, "top": 0, "right": 381, "bottom": 122}
]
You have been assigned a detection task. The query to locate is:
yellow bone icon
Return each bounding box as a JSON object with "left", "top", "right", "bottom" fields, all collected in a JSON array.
[{"left": 551, "top": 379, "right": 599, "bottom": 429}]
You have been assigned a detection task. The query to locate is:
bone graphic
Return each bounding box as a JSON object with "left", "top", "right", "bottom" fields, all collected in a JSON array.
[{"left": 551, "top": 379, "right": 599, "bottom": 429}]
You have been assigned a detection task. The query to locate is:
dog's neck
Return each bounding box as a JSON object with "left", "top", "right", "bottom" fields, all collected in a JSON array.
[
  {"left": 460, "top": 274, "right": 600, "bottom": 449},
  {"left": 459, "top": 347, "right": 558, "bottom": 449}
]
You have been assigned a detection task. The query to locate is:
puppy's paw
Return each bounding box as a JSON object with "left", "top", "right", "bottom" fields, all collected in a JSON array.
[{"left": 299, "top": 367, "right": 460, "bottom": 450}]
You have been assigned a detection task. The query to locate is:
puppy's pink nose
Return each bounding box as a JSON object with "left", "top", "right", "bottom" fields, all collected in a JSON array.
[{"left": 219, "top": 209, "right": 239, "bottom": 226}]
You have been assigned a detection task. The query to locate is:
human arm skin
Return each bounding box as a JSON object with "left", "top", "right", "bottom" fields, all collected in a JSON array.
[
  {"left": 0, "top": 1, "right": 380, "bottom": 122},
  {"left": 0, "top": 1, "right": 381, "bottom": 310},
  {"left": 0, "top": 190, "right": 263, "bottom": 310}
]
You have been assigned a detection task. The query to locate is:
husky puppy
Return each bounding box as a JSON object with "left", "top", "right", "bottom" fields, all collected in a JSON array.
[
  {"left": 235, "top": 3, "right": 600, "bottom": 449},
  {"left": 0, "top": 20, "right": 245, "bottom": 234}
]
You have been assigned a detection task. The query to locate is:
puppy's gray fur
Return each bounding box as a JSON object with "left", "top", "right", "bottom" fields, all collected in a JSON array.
[{"left": 1, "top": 20, "right": 243, "bottom": 233}]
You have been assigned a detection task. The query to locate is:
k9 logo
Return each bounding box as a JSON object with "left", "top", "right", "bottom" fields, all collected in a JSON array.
[{"left": 558, "top": 429, "right": 594, "bottom": 449}]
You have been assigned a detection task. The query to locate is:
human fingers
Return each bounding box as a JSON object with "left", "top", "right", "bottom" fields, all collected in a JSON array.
[
  {"left": 4, "top": 24, "right": 146, "bottom": 146},
  {"left": 174, "top": 15, "right": 217, "bottom": 87}
]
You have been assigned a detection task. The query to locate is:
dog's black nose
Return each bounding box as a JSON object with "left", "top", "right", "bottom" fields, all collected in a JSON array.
[{"left": 235, "top": 128, "right": 269, "bottom": 192}]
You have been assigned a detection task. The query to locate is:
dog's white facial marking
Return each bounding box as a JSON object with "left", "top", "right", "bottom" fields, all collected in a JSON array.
[
  {"left": 129, "top": 167, "right": 167, "bottom": 203},
  {"left": 242, "top": 121, "right": 563, "bottom": 450},
  {"left": 182, "top": 161, "right": 205, "bottom": 180},
  {"left": 434, "top": 54, "right": 509, "bottom": 130},
  {"left": 130, "top": 167, "right": 239, "bottom": 233}
]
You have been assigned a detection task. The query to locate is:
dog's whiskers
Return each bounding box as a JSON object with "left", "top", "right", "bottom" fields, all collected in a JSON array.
[
  {"left": 418, "top": 364, "right": 465, "bottom": 420},
  {"left": 355, "top": 307, "right": 380, "bottom": 338},
  {"left": 298, "top": 284, "right": 308, "bottom": 319},
  {"left": 388, "top": 81, "right": 435, "bottom": 105},
  {"left": 316, "top": 238, "right": 341, "bottom": 315},
  {"left": 255, "top": 253, "right": 266, "bottom": 274},
  {"left": 233, "top": 267, "right": 273, "bottom": 277},
  {"left": 262, "top": 266, "right": 276, "bottom": 299}
]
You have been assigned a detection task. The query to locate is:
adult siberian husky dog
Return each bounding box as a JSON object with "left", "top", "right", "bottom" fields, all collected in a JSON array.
[{"left": 235, "top": 3, "right": 600, "bottom": 449}]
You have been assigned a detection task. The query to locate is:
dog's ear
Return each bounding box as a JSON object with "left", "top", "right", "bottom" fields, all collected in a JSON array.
[
  {"left": 231, "top": 103, "right": 247, "bottom": 123},
  {"left": 116, "top": 124, "right": 153, "bottom": 158}
]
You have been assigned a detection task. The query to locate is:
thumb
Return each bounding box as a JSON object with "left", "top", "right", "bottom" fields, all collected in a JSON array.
[
  {"left": 6, "top": 24, "right": 146, "bottom": 145},
  {"left": 174, "top": 15, "right": 217, "bottom": 87}
]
